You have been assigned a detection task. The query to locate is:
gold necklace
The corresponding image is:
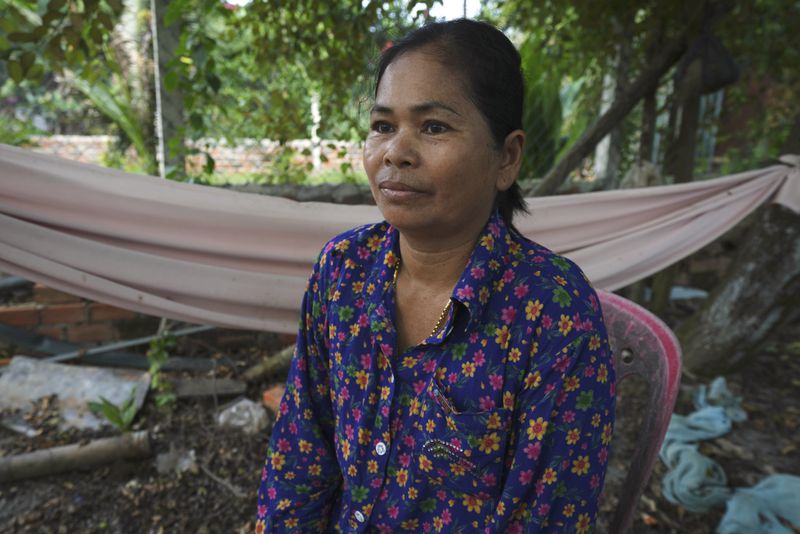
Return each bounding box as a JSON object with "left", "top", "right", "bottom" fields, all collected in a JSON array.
[{"left": 393, "top": 258, "right": 452, "bottom": 339}]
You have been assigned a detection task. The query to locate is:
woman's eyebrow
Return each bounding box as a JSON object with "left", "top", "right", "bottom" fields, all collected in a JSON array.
[{"left": 370, "top": 101, "right": 462, "bottom": 117}]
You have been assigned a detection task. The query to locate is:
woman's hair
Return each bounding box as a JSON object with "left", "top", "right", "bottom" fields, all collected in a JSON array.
[{"left": 375, "top": 18, "right": 528, "bottom": 229}]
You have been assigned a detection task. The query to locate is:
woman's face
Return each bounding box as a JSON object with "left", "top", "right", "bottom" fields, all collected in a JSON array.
[{"left": 363, "top": 49, "right": 517, "bottom": 244}]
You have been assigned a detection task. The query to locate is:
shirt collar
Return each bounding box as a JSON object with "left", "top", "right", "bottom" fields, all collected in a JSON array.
[
  {"left": 373, "top": 210, "right": 511, "bottom": 334},
  {"left": 450, "top": 210, "right": 510, "bottom": 330}
]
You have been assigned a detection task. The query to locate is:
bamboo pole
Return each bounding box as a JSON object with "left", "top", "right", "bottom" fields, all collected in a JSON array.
[{"left": 0, "top": 431, "right": 151, "bottom": 483}]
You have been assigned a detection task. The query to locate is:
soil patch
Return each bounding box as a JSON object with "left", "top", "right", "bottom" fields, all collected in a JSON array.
[{"left": 1, "top": 309, "right": 798, "bottom": 533}]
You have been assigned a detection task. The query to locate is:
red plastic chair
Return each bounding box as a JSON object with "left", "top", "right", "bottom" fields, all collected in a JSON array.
[{"left": 597, "top": 289, "right": 682, "bottom": 533}]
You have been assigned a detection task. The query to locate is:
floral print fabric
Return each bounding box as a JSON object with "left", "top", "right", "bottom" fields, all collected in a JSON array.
[{"left": 256, "top": 211, "right": 615, "bottom": 533}]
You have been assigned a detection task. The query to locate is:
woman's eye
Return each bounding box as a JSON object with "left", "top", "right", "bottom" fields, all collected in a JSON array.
[
  {"left": 371, "top": 121, "right": 393, "bottom": 134},
  {"left": 423, "top": 122, "right": 449, "bottom": 134}
]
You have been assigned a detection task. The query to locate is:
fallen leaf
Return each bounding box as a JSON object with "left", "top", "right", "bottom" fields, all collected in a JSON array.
[{"left": 641, "top": 513, "right": 658, "bottom": 526}]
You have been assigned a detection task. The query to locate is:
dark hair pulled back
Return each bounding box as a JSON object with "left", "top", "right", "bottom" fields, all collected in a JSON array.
[{"left": 375, "top": 18, "right": 528, "bottom": 230}]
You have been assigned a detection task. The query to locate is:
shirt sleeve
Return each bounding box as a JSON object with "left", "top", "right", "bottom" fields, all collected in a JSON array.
[
  {"left": 256, "top": 249, "right": 342, "bottom": 534},
  {"left": 485, "top": 326, "right": 616, "bottom": 534}
]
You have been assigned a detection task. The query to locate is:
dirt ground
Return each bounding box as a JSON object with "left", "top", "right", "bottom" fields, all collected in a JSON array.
[{"left": 1, "top": 301, "right": 798, "bottom": 534}]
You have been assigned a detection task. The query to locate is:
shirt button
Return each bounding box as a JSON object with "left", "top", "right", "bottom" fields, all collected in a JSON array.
[
  {"left": 375, "top": 441, "right": 387, "bottom": 456},
  {"left": 354, "top": 511, "right": 365, "bottom": 523}
]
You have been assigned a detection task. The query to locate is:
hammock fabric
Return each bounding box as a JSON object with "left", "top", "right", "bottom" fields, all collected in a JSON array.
[{"left": 0, "top": 144, "right": 798, "bottom": 334}]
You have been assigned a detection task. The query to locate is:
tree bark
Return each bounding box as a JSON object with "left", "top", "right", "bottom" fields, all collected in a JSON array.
[
  {"left": 678, "top": 204, "right": 800, "bottom": 376},
  {"left": 533, "top": 34, "right": 689, "bottom": 196}
]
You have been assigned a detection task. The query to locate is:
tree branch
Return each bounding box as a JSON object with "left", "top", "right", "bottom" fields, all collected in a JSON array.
[{"left": 533, "top": 33, "right": 690, "bottom": 196}]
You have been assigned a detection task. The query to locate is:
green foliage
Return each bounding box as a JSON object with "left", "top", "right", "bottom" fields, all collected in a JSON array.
[
  {"left": 498, "top": 0, "right": 799, "bottom": 181},
  {"left": 71, "top": 61, "right": 156, "bottom": 173},
  {"left": 147, "top": 330, "right": 177, "bottom": 407},
  {"left": 0, "top": 111, "right": 43, "bottom": 146},
  {"left": 0, "top": 0, "right": 125, "bottom": 83},
  {"left": 1, "top": 0, "right": 439, "bottom": 180},
  {"left": 162, "top": 0, "right": 433, "bottom": 145},
  {"left": 88, "top": 388, "right": 139, "bottom": 432},
  {"left": 518, "top": 34, "right": 564, "bottom": 180},
  {"left": 712, "top": 0, "right": 800, "bottom": 173}
]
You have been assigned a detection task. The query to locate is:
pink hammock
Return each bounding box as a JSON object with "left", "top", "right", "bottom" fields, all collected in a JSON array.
[{"left": 0, "top": 144, "right": 797, "bottom": 334}]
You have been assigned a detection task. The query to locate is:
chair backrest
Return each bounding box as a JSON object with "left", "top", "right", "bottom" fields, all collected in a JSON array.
[{"left": 597, "top": 289, "right": 682, "bottom": 534}]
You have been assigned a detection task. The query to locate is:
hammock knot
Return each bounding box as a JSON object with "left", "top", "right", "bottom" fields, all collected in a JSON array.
[{"left": 779, "top": 154, "right": 800, "bottom": 168}]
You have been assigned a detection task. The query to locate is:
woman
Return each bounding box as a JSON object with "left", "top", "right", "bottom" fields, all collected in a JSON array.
[{"left": 256, "top": 19, "right": 615, "bottom": 534}]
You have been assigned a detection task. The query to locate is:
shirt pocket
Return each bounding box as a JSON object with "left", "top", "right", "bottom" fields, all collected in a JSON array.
[{"left": 415, "top": 379, "right": 512, "bottom": 501}]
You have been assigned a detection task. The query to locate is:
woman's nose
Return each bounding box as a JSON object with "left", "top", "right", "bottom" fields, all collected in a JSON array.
[{"left": 383, "top": 130, "right": 419, "bottom": 168}]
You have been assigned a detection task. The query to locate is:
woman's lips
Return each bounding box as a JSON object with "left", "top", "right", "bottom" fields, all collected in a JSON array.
[{"left": 378, "top": 180, "right": 425, "bottom": 201}]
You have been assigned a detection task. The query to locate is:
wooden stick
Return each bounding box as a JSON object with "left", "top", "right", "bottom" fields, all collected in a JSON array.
[
  {"left": 241, "top": 345, "right": 294, "bottom": 383},
  {"left": 0, "top": 431, "right": 151, "bottom": 483}
]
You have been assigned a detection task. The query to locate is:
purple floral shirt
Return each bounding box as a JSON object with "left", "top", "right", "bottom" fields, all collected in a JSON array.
[{"left": 256, "top": 211, "right": 616, "bottom": 533}]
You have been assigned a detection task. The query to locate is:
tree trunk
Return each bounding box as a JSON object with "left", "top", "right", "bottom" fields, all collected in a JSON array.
[
  {"left": 679, "top": 110, "right": 800, "bottom": 376},
  {"left": 533, "top": 34, "right": 689, "bottom": 196},
  {"left": 678, "top": 203, "right": 800, "bottom": 376},
  {"left": 595, "top": 38, "right": 631, "bottom": 190},
  {"left": 782, "top": 113, "right": 800, "bottom": 155},
  {"left": 639, "top": 89, "right": 658, "bottom": 163},
  {"left": 151, "top": 0, "right": 185, "bottom": 178},
  {"left": 626, "top": 89, "right": 659, "bottom": 305},
  {"left": 651, "top": 60, "right": 703, "bottom": 317}
]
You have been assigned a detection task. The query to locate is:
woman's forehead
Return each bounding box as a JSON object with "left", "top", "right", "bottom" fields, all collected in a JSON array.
[{"left": 376, "top": 50, "right": 472, "bottom": 111}]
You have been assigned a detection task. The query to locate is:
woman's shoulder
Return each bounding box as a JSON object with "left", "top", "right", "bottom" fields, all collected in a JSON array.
[
  {"left": 511, "top": 233, "right": 595, "bottom": 296},
  {"left": 316, "top": 220, "right": 393, "bottom": 269},
  {"left": 506, "top": 233, "right": 604, "bottom": 343}
]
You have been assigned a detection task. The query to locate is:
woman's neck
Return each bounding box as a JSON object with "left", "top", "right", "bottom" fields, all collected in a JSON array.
[{"left": 396, "top": 232, "right": 477, "bottom": 292}]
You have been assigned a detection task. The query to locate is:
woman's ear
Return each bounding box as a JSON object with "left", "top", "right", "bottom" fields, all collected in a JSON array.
[{"left": 496, "top": 129, "right": 525, "bottom": 192}]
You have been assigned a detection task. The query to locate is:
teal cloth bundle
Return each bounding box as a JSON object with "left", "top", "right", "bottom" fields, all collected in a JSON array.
[{"left": 659, "top": 377, "right": 800, "bottom": 533}]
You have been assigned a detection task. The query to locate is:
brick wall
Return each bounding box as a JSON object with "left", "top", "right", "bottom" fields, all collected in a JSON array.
[
  {"left": 29, "top": 135, "right": 364, "bottom": 175},
  {"left": 0, "top": 284, "right": 144, "bottom": 344}
]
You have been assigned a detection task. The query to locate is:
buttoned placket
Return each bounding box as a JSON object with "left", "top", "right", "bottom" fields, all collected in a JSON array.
[
  {"left": 346, "top": 234, "right": 463, "bottom": 531},
  {"left": 347, "top": 296, "right": 398, "bottom": 532}
]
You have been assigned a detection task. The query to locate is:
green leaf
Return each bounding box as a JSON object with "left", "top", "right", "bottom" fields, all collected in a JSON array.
[
  {"left": 19, "top": 51, "right": 35, "bottom": 73},
  {"left": 8, "top": 0, "right": 43, "bottom": 25},
  {"left": 26, "top": 64, "right": 45, "bottom": 81},
  {"left": 203, "top": 153, "right": 215, "bottom": 174},
  {"left": 8, "top": 60, "right": 23, "bottom": 83},
  {"left": 89, "top": 25, "right": 103, "bottom": 44},
  {"left": 97, "top": 12, "right": 114, "bottom": 31},
  {"left": 8, "top": 32, "right": 38, "bottom": 43},
  {"left": 155, "top": 392, "right": 176, "bottom": 407},
  {"left": 164, "top": 69, "right": 179, "bottom": 91},
  {"left": 70, "top": 14, "right": 85, "bottom": 32},
  {"left": 48, "top": 0, "right": 67, "bottom": 12},
  {"left": 63, "top": 29, "right": 80, "bottom": 48},
  {"left": 206, "top": 73, "right": 221, "bottom": 92},
  {"left": 189, "top": 112, "right": 203, "bottom": 129},
  {"left": 70, "top": 75, "right": 150, "bottom": 166},
  {"left": 164, "top": 0, "right": 188, "bottom": 27}
]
